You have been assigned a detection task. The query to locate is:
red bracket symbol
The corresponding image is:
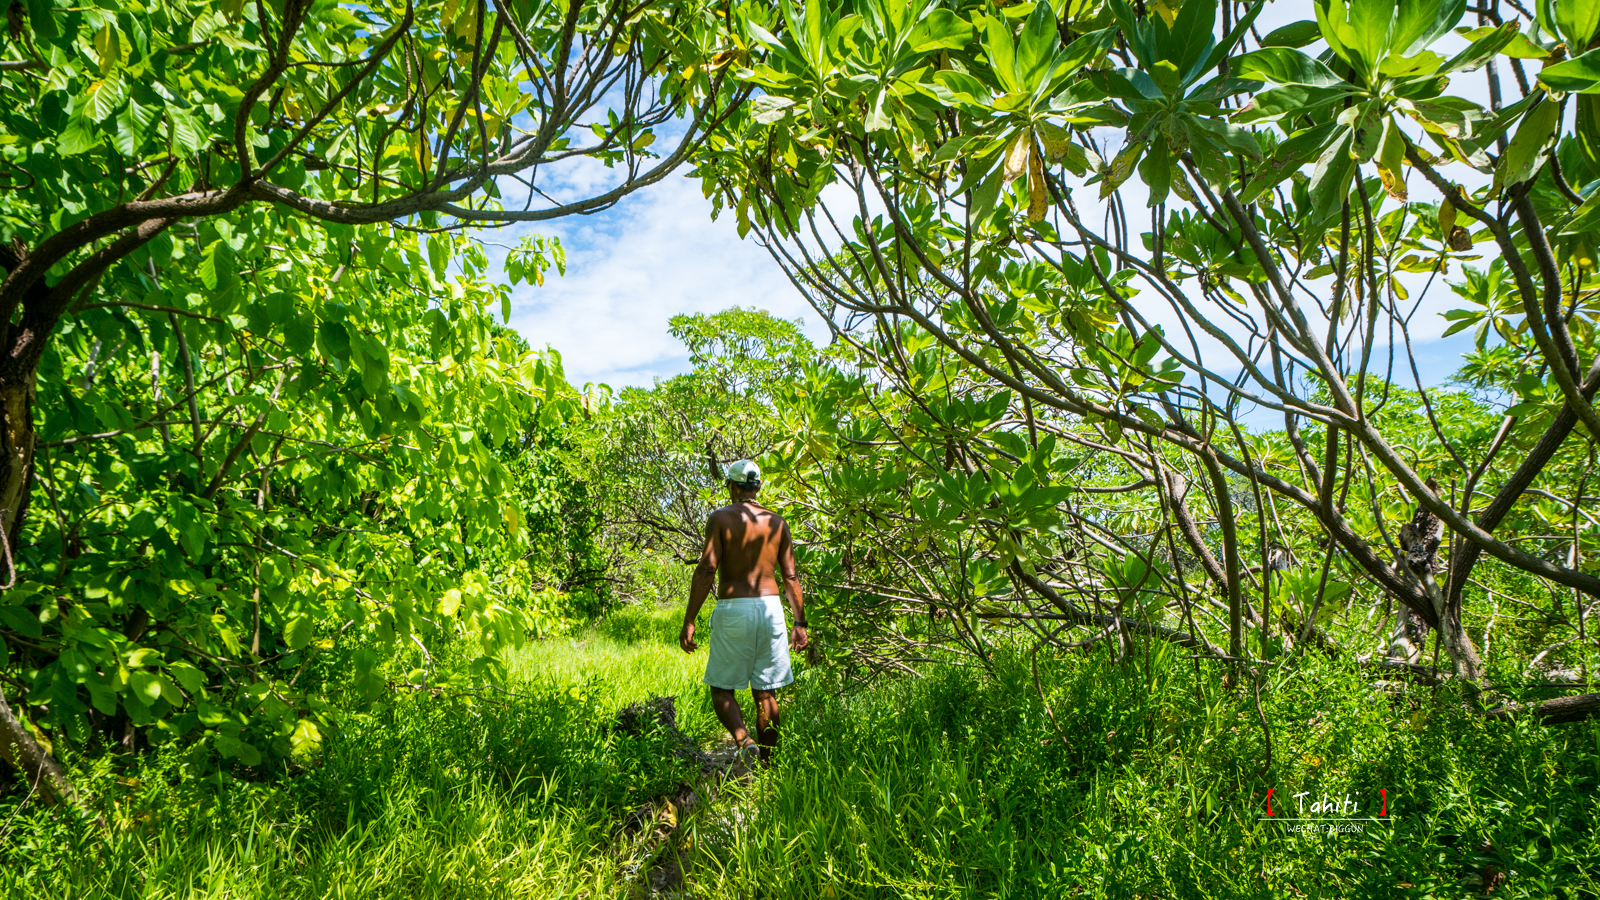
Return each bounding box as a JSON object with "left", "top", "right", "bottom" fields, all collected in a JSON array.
[
  {"left": 1379, "top": 789, "right": 1388, "bottom": 817},
  {"left": 1266, "top": 788, "right": 1274, "bottom": 816}
]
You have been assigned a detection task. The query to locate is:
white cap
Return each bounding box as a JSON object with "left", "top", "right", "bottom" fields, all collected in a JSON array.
[{"left": 725, "top": 459, "right": 762, "bottom": 490}]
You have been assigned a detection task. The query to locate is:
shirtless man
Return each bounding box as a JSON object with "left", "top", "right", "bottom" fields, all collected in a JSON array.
[{"left": 679, "top": 459, "right": 807, "bottom": 765}]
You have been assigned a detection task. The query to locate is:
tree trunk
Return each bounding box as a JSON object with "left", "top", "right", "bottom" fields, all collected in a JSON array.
[
  {"left": 0, "top": 363, "right": 76, "bottom": 805},
  {"left": 0, "top": 688, "right": 79, "bottom": 808},
  {"left": 0, "top": 372, "right": 35, "bottom": 576},
  {"left": 1399, "top": 481, "right": 1482, "bottom": 682},
  {"left": 1199, "top": 450, "right": 1245, "bottom": 660}
]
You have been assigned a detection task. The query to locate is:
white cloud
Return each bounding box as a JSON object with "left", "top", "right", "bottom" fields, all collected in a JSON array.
[{"left": 500, "top": 172, "right": 829, "bottom": 389}]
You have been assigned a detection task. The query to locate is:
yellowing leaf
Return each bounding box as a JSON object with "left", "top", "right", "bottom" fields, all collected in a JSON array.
[
  {"left": 1002, "top": 129, "right": 1030, "bottom": 186},
  {"left": 1374, "top": 116, "right": 1407, "bottom": 200},
  {"left": 1035, "top": 121, "right": 1071, "bottom": 160},
  {"left": 1026, "top": 137, "right": 1048, "bottom": 221}
]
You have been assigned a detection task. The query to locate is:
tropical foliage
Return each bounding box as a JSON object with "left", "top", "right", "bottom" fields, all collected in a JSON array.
[
  {"left": 2, "top": 0, "right": 1600, "bottom": 893},
  {"left": 0, "top": 0, "right": 744, "bottom": 802},
  {"left": 693, "top": 0, "right": 1600, "bottom": 700}
]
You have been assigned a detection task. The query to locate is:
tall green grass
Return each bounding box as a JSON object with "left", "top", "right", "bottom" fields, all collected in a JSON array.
[
  {"left": 0, "top": 602, "right": 710, "bottom": 900},
  {"left": 4, "top": 602, "right": 1598, "bottom": 899},
  {"left": 685, "top": 644, "right": 1600, "bottom": 899}
]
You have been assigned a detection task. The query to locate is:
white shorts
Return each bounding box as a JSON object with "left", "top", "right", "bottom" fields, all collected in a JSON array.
[{"left": 703, "top": 595, "right": 794, "bottom": 691}]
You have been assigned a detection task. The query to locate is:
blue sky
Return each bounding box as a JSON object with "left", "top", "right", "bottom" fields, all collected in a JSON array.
[{"left": 491, "top": 166, "right": 829, "bottom": 391}]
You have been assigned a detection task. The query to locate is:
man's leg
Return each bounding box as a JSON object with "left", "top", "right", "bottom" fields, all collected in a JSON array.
[
  {"left": 751, "top": 688, "right": 780, "bottom": 763},
  {"left": 710, "top": 687, "right": 752, "bottom": 745}
]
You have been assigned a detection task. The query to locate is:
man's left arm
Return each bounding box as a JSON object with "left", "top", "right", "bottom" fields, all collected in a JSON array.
[{"left": 780, "top": 521, "right": 807, "bottom": 650}]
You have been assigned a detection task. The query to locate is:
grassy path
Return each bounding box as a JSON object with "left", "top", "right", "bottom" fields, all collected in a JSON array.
[{"left": 4, "top": 601, "right": 1600, "bottom": 898}]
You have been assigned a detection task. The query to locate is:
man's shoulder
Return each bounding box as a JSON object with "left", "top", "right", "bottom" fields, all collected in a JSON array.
[{"left": 707, "top": 503, "right": 786, "bottom": 526}]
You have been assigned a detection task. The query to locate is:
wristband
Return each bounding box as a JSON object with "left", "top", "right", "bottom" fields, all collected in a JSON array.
[{"left": 795, "top": 619, "right": 808, "bottom": 628}]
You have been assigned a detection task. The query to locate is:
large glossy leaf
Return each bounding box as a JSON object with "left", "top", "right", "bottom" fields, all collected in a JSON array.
[
  {"left": 1541, "top": 48, "right": 1600, "bottom": 93},
  {"left": 1392, "top": 0, "right": 1465, "bottom": 58},
  {"left": 1493, "top": 96, "right": 1561, "bottom": 192},
  {"left": 1232, "top": 48, "right": 1348, "bottom": 87},
  {"left": 1539, "top": 0, "right": 1600, "bottom": 48},
  {"left": 1234, "top": 84, "right": 1350, "bottom": 122},
  {"left": 1308, "top": 127, "right": 1357, "bottom": 219},
  {"left": 1260, "top": 20, "right": 1322, "bottom": 47},
  {"left": 908, "top": 9, "right": 974, "bottom": 51},
  {"left": 1015, "top": 0, "right": 1060, "bottom": 91}
]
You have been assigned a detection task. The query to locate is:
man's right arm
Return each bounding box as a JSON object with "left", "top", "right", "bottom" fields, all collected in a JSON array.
[{"left": 681, "top": 515, "right": 720, "bottom": 653}]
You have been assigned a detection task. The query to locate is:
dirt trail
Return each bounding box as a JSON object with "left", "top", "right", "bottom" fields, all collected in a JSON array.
[{"left": 612, "top": 696, "right": 757, "bottom": 897}]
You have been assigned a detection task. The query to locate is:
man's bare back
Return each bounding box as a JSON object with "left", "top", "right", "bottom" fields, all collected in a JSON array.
[{"left": 703, "top": 501, "right": 792, "bottom": 599}]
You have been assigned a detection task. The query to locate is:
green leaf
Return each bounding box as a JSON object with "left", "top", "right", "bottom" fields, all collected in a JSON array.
[
  {"left": 129, "top": 670, "right": 163, "bottom": 705},
  {"left": 1544, "top": 0, "right": 1600, "bottom": 47},
  {"left": 113, "top": 104, "right": 147, "bottom": 156},
  {"left": 1101, "top": 139, "right": 1146, "bottom": 199},
  {"left": 1260, "top": 20, "right": 1321, "bottom": 47},
  {"left": 984, "top": 13, "right": 1020, "bottom": 93},
  {"left": 290, "top": 719, "right": 323, "bottom": 758},
  {"left": 0, "top": 606, "right": 42, "bottom": 640},
  {"left": 1456, "top": 24, "right": 1549, "bottom": 59},
  {"left": 284, "top": 615, "right": 314, "bottom": 651},
  {"left": 1316, "top": 0, "right": 1393, "bottom": 81},
  {"left": 1308, "top": 127, "right": 1356, "bottom": 220},
  {"left": 749, "top": 95, "right": 796, "bottom": 124},
  {"left": 23, "top": 0, "right": 57, "bottom": 40},
  {"left": 1239, "top": 122, "right": 1338, "bottom": 202},
  {"left": 317, "top": 321, "right": 351, "bottom": 361},
  {"left": 1493, "top": 97, "right": 1560, "bottom": 192},
  {"left": 94, "top": 25, "right": 123, "bottom": 76},
  {"left": 908, "top": 8, "right": 973, "bottom": 51},
  {"left": 1375, "top": 115, "right": 1408, "bottom": 199},
  {"left": 863, "top": 89, "right": 891, "bottom": 132},
  {"left": 1139, "top": 142, "right": 1172, "bottom": 207},
  {"left": 285, "top": 317, "right": 316, "bottom": 354},
  {"left": 170, "top": 106, "right": 204, "bottom": 154},
  {"left": 1392, "top": 0, "right": 1464, "bottom": 58},
  {"left": 169, "top": 660, "right": 205, "bottom": 694},
  {"left": 1232, "top": 48, "right": 1347, "bottom": 87},
  {"left": 931, "top": 70, "right": 991, "bottom": 107},
  {"left": 1439, "top": 20, "right": 1519, "bottom": 74},
  {"left": 58, "top": 117, "right": 98, "bottom": 156},
  {"left": 1541, "top": 47, "right": 1600, "bottom": 94},
  {"left": 1015, "top": 0, "right": 1059, "bottom": 91},
  {"left": 87, "top": 77, "right": 125, "bottom": 123},
  {"left": 1234, "top": 84, "right": 1348, "bottom": 123}
]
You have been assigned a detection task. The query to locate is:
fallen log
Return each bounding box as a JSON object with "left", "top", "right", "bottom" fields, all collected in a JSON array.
[
  {"left": 614, "top": 695, "right": 717, "bottom": 772},
  {"left": 1485, "top": 692, "right": 1600, "bottom": 725}
]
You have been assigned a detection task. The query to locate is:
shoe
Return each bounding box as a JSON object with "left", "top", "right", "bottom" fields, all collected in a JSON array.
[{"left": 736, "top": 738, "right": 761, "bottom": 767}]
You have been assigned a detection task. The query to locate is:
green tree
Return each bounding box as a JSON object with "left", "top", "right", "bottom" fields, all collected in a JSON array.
[
  {"left": 0, "top": 0, "right": 748, "bottom": 803},
  {"left": 697, "top": 0, "right": 1600, "bottom": 707},
  {"left": 583, "top": 307, "right": 818, "bottom": 572}
]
